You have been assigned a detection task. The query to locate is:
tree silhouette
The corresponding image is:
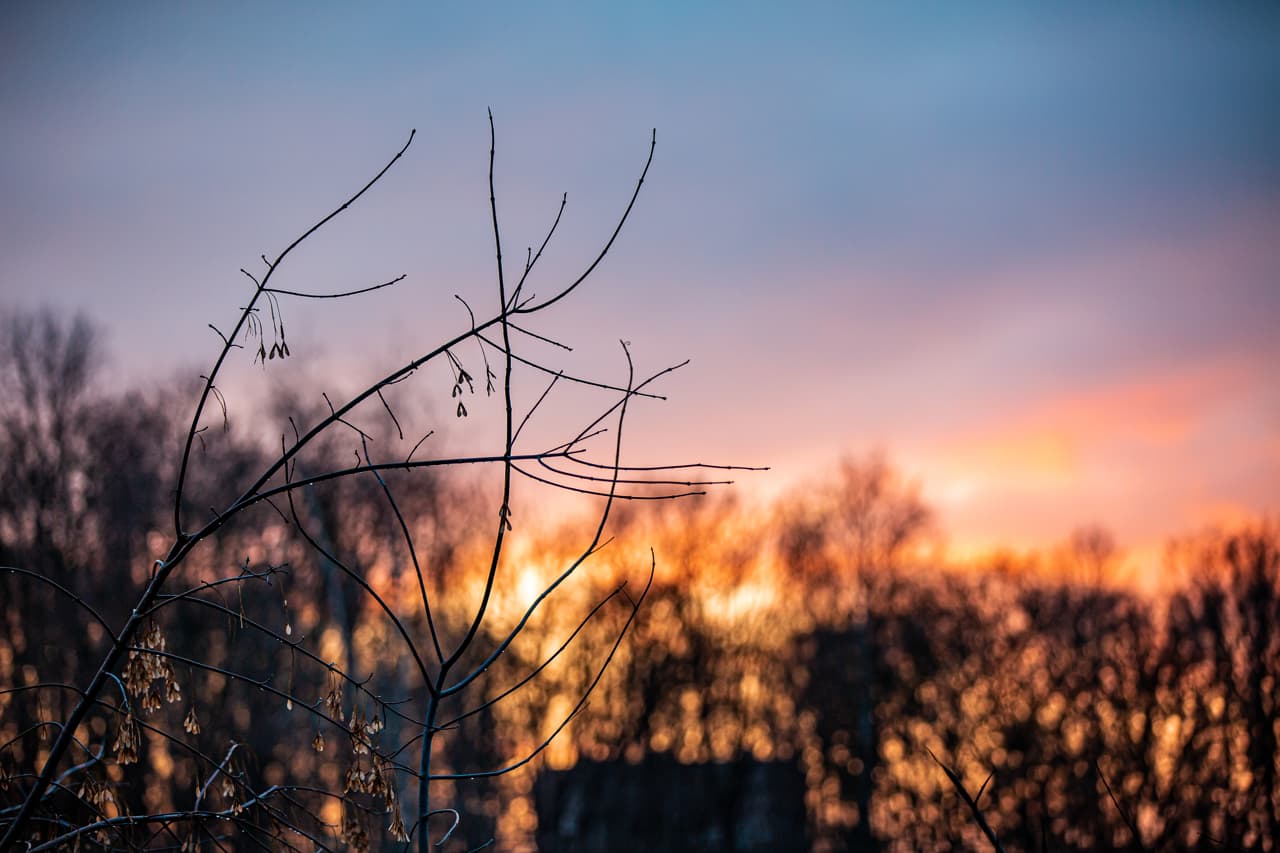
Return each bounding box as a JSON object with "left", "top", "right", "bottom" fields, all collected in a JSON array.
[{"left": 0, "top": 114, "right": 756, "bottom": 851}]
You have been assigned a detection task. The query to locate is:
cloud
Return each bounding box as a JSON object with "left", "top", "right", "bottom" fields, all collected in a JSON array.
[{"left": 922, "top": 356, "right": 1276, "bottom": 553}]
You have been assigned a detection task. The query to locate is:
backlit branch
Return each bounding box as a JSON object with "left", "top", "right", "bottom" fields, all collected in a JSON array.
[{"left": 0, "top": 114, "right": 754, "bottom": 853}]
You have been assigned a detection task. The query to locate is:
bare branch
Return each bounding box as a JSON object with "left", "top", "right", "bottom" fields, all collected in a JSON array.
[
  {"left": 928, "top": 749, "right": 1007, "bottom": 853},
  {"left": 1, "top": 566, "right": 114, "bottom": 635},
  {"left": 266, "top": 272, "right": 407, "bottom": 300},
  {"left": 514, "top": 129, "right": 656, "bottom": 315}
]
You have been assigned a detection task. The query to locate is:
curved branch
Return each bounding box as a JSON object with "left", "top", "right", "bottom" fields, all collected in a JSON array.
[
  {"left": 507, "top": 191, "right": 567, "bottom": 311},
  {"left": 432, "top": 557, "right": 653, "bottom": 780},
  {"left": 438, "top": 583, "right": 628, "bottom": 730},
  {"left": 442, "top": 107, "right": 517, "bottom": 673},
  {"left": 285, "top": 486, "right": 436, "bottom": 697},
  {"left": 1, "top": 566, "right": 114, "bottom": 635},
  {"left": 513, "top": 463, "right": 705, "bottom": 501},
  {"left": 147, "top": 592, "right": 425, "bottom": 728},
  {"left": 443, "top": 341, "right": 639, "bottom": 698},
  {"left": 266, "top": 272, "right": 407, "bottom": 300},
  {"left": 125, "top": 648, "right": 418, "bottom": 777},
  {"left": 174, "top": 129, "right": 416, "bottom": 536},
  {"left": 514, "top": 129, "right": 656, "bottom": 315},
  {"left": 359, "top": 438, "right": 445, "bottom": 664},
  {"left": 476, "top": 332, "right": 665, "bottom": 400}
]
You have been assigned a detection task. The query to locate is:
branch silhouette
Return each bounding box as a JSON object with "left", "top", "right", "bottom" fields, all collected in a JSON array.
[{"left": 0, "top": 115, "right": 752, "bottom": 851}]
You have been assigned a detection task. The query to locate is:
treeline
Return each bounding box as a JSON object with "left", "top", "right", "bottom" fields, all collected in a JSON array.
[
  {"left": 523, "top": 494, "right": 1279, "bottom": 852},
  {"left": 2, "top": 310, "right": 1277, "bottom": 851}
]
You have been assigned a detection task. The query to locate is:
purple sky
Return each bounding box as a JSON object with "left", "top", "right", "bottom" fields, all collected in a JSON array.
[{"left": 3, "top": 4, "right": 1278, "bottom": 573}]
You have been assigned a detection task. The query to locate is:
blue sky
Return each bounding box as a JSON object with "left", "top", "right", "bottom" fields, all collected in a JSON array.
[{"left": 3, "top": 3, "right": 1278, "bottom": 566}]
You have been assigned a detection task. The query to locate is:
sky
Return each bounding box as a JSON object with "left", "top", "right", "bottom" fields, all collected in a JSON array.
[{"left": 3, "top": 3, "right": 1278, "bottom": 574}]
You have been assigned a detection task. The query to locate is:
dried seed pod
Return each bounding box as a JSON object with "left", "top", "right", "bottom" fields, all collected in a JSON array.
[
  {"left": 114, "top": 714, "right": 139, "bottom": 765},
  {"left": 341, "top": 804, "right": 370, "bottom": 852},
  {"left": 387, "top": 802, "right": 409, "bottom": 843},
  {"left": 122, "top": 654, "right": 148, "bottom": 698},
  {"left": 323, "top": 687, "right": 344, "bottom": 722}
]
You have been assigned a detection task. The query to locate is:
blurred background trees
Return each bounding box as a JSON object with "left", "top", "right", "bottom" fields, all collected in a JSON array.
[{"left": 3, "top": 308, "right": 1278, "bottom": 850}]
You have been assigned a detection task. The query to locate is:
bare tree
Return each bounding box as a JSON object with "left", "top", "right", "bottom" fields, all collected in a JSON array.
[
  {"left": 0, "top": 113, "right": 756, "bottom": 851},
  {"left": 775, "top": 452, "right": 932, "bottom": 851},
  {"left": 1063, "top": 524, "right": 1121, "bottom": 587}
]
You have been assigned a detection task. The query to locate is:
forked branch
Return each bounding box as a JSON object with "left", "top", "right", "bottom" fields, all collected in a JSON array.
[{"left": 0, "top": 114, "right": 755, "bottom": 853}]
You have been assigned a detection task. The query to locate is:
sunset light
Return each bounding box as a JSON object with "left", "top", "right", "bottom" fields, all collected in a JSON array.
[{"left": 3, "top": 4, "right": 1278, "bottom": 852}]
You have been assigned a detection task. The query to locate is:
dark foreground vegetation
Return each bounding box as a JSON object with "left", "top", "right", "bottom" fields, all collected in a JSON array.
[{"left": 2, "top": 310, "right": 1276, "bottom": 851}]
